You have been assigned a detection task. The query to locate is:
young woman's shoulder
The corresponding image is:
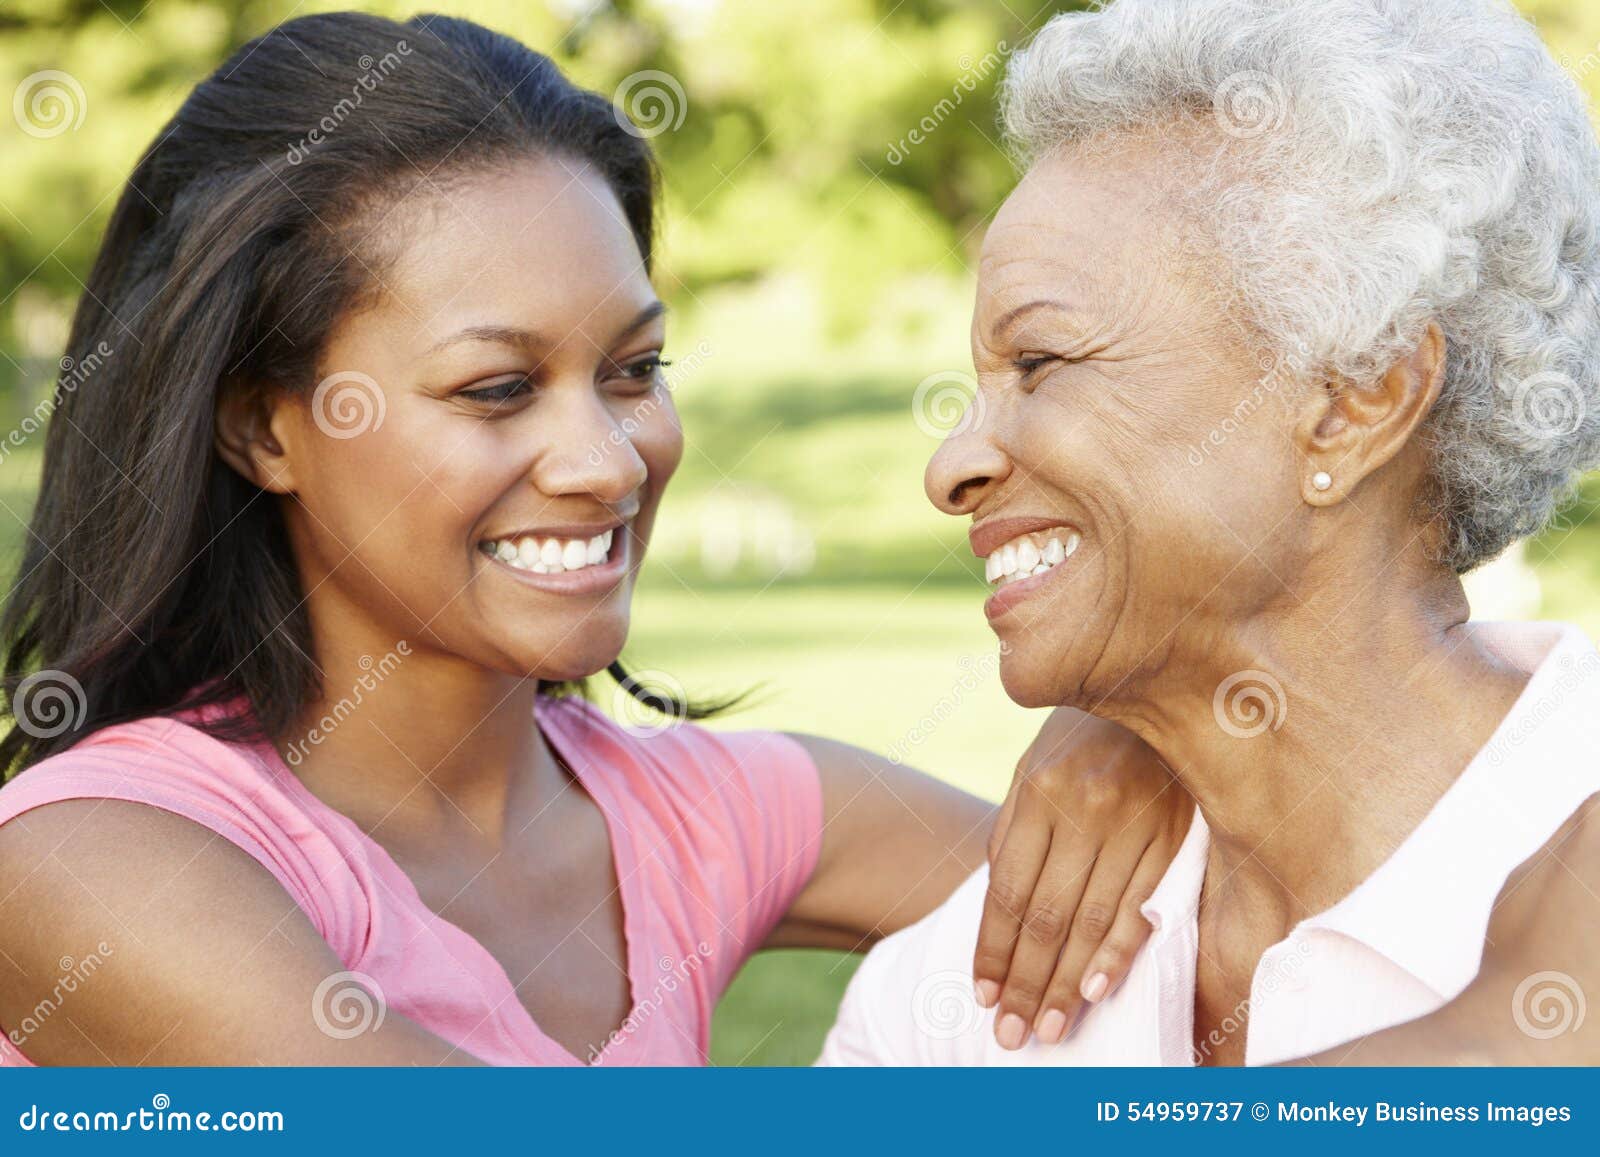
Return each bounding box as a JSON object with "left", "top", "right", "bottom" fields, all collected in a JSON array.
[
  {"left": 540, "top": 694, "right": 822, "bottom": 827},
  {"left": 0, "top": 714, "right": 367, "bottom": 974},
  {"left": 0, "top": 714, "right": 468, "bottom": 1066}
]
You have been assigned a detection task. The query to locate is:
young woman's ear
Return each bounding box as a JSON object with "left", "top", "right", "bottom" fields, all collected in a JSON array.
[{"left": 214, "top": 381, "right": 298, "bottom": 495}]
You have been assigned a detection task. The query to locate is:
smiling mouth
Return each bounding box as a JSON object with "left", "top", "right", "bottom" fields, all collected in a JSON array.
[
  {"left": 479, "top": 528, "right": 616, "bottom": 575},
  {"left": 984, "top": 527, "right": 1081, "bottom": 588}
]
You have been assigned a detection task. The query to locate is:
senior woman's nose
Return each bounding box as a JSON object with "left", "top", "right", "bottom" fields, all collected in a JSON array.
[{"left": 925, "top": 420, "right": 1013, "bottom": 516}]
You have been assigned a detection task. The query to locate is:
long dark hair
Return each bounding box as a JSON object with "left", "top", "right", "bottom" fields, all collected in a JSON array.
[{"left": 1, "top": 12, "right": 708, "bottom": 777}]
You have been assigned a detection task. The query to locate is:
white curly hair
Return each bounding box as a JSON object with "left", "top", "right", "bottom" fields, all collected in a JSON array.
[{"left": 1002, "top": 0, "right": 1600, "bottom": 572}]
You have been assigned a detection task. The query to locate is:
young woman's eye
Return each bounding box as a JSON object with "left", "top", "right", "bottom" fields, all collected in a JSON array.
[
  {"left": 459, "top": 376, "right": 532, "bottom": 405},
  {"left": 614, "top": 354, "right": 670, "bottom": 385}
]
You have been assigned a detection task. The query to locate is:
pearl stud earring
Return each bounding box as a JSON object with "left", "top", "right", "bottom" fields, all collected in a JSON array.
[{"left": 1312, "top": 471, "right": 1332, "bottom": 491}]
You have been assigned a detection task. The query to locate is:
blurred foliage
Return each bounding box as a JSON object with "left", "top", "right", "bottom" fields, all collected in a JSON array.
[{"left": 0, "top": 0, "right": 1060, "bottom": 387}]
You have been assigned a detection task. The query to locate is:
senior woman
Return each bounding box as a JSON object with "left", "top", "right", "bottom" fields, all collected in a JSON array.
[{"left": 820, "top": 0, "right": 1600, "bottom": 1065}]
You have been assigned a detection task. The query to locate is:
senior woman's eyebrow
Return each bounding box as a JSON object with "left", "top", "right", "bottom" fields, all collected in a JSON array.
[{"left": 990, "top": 298, "right": 1075, "bottom": 342}]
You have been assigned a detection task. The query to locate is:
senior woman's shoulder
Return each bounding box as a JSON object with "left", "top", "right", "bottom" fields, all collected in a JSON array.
[
  {"left": 816, "top": 865, "right": 993, "bottom": 1065},
  {"left": 1306, "top": 799, "right": 1600, "bottom": 1065}
]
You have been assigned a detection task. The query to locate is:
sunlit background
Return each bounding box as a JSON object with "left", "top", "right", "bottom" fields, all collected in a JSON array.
[{"left": 3, "top": 0, "right": 1598, "bottom": 1063}]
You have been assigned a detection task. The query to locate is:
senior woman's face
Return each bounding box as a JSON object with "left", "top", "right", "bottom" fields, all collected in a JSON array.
[{"left": 926, "top": 141, "right": 1304, "bottom": 708}]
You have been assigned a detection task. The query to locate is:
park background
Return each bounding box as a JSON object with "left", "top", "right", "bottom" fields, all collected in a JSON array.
[{"left": 1, "top": 0, "right": 1597, "bottom": 1064}]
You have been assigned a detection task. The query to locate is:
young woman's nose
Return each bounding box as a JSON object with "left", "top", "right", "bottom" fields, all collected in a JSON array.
[
  {"left": 529, "top": 388, "right": 650, "bottom": 503},
  {"left": 925, "top": 412, "right": 1013, "bottom": 517}
]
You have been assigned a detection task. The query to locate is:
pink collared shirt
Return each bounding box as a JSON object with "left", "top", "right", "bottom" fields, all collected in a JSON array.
[
  {"left": 0, "top": 695, "right": 822, "bottom": 1066},
  {"left": 819, "top": 620, "right": 1600, "bottom": 1066}
]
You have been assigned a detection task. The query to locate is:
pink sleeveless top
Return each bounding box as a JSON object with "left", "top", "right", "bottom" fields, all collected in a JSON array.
[{"left": 0, "top": 695, "right": 822, "bottom": 1066}]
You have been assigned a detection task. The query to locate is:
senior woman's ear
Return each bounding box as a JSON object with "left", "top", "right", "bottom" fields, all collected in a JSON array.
[{"left": 1292, "top": 322, "right": 1447, "bottom": 506}]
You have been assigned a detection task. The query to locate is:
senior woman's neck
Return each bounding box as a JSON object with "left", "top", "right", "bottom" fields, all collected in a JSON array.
[{"left": 1096, "top": 571, "right": 1531, "bottom": 929}]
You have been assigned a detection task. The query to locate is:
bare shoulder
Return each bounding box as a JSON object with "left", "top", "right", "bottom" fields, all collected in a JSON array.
[
  {"left": 1314, "top": 793, "right": 1600, "bottom": 1065},
  {"left": 0, "top": 798, "right": 470, "bottom": 1065}
]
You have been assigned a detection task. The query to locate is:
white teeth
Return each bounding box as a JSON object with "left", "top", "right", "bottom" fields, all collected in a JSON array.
[
  {"left": 984, "top": 529, "right": 1080, "bottom": 588},
  {"left": 481, "top": 530, "right": 619, "bottom": 576}
]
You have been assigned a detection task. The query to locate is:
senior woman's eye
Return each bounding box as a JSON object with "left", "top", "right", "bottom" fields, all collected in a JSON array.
[{"left": 1014, "top": 354, "right": 1059, "bottom": 379}]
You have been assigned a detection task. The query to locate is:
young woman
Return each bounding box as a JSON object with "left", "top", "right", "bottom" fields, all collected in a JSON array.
[{"left": 0, "top": 13, "right": 1187, "bottom": 1065}]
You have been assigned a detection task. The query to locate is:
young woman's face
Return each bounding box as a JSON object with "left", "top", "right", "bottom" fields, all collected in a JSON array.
[{"left": 269, "top": 155, "right": 680, "bottom": 681}]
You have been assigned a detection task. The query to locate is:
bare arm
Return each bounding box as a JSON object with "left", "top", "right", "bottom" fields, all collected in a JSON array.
[{"left": 0, "top": 799, "right": 484, "bottom": 1066}]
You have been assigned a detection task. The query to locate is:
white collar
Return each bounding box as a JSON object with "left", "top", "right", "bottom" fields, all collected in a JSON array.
[{"left": 1297, "top": 621, "right": 1600, "bottom": 998}]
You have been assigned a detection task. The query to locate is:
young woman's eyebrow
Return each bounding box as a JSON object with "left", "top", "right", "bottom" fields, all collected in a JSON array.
[
  {"left": 423, "top": 301, "right": 667, "bottom": 356},
  {"left": 610, "top": 300, "right": 668, "bottom": 344}
]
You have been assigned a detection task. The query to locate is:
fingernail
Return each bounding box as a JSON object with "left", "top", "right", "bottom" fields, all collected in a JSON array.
[
  {"left": 1081, "top": 971, "right": 1109, "bottom": 1003},
  {"left": 974, "top": 979, "right": 1000, "bottom": 1008},
  {"left": 1036, "top": 1008, "right": 1068, "bottom": 1044},
  {"left": 996, "top": 1013, "right": 1028, "bottom": 1050}
]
